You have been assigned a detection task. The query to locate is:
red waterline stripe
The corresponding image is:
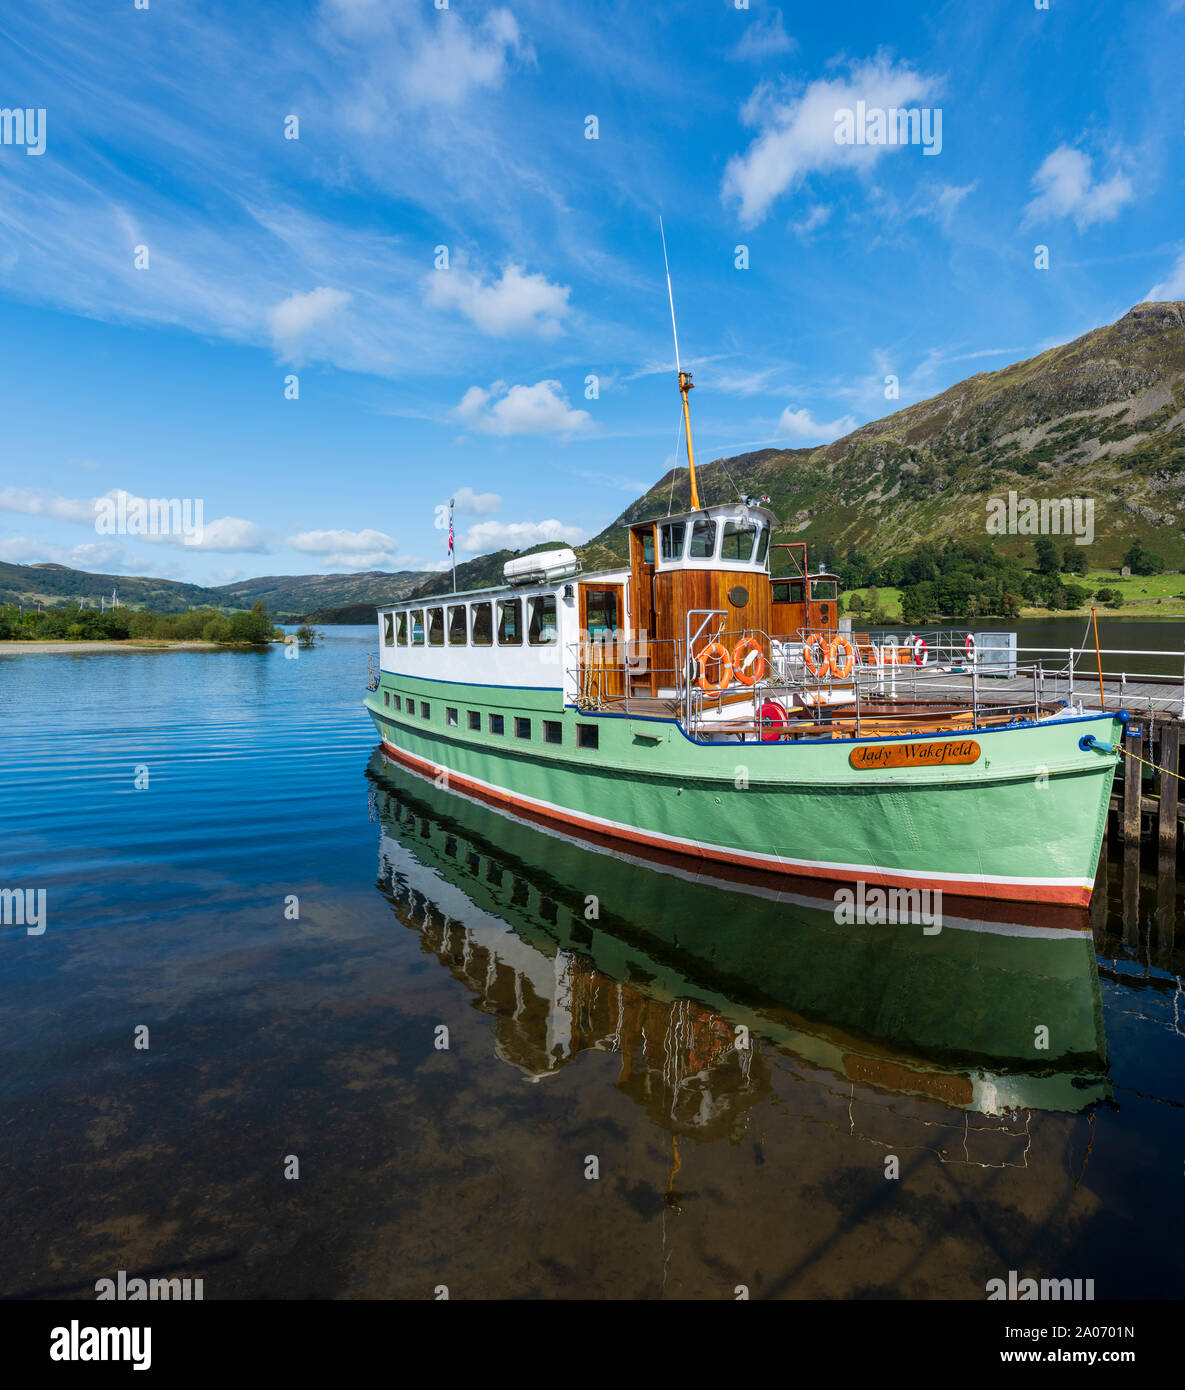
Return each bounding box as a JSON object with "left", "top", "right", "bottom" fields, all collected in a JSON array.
[{"left": 379, "top": 739, "right": 1090, "bottom": 909}]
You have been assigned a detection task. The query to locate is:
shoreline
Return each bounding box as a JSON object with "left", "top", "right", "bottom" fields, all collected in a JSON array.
[{"left": 0, "top": 639, "right": 251, "bottom": 654}]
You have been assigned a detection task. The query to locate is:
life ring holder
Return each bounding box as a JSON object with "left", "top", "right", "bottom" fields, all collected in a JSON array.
[{"left": 732, "top": 634, "right": 766, "bottom": 687}]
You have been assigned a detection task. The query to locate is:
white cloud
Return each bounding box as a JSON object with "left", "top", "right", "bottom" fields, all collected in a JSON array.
[
  {"left": 461, "top": 518, "right": 585, "bottom": 553},
  {"left": 710, "top": 366, "right": 782, "bottom": 396},
  {"left": 0, "top": 487, "right": 268, "bottom": 553},
  {"left": 791, "top": 203, "right": 831, "bottom": 236},
  {"left": 1023, "top": 146, "right": 1134, "bottom": 231},
  {"left": 777, "top": 406, "right": 858, "bottom": 444},
  {"left": 267, "top": 286, "right": 352, "bottom": 361},
  {"left": 731, "top": 9, "right": 796, "bottom": 61},
  {"left": 1145, "top": 249, "right": 1185, "bottom": 302},
  {"left": 425, "top": 263, "right": 571, "bottom": 337},
  {"left": 323, "top": 2, "right": 530, "bottom": 110},
  {"left": 452, "top": 486, "right": 502, "bottom": 515},
  {"left": 455, "top": 380, "right": 592, "bottom": 436},
  {"left": 290, "top": 527, "right": 398, "bottom": 556},
  {"left": 722, "top": 56, "right": 943, "bottom": 226}
]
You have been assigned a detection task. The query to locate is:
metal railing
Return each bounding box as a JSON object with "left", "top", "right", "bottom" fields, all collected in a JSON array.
[{"left": 564, "top": 622, "right": 1185, "bottom": 741}]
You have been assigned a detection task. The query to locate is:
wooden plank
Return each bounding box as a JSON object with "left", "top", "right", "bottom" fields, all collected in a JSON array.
[
  {"left": 1158, "top": 721, "right": 1180, "bottom": 853},
  {"left": 1123, "top": 727, "right": 1142, "bottom": 843}
]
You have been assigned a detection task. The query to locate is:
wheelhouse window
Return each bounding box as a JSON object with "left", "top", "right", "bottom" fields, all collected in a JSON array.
[
  {"left": 755, "top": 527, "right": 770, "bottom": 566},
  {"left": 810, "top": 578, "right": 838, "bottom": 600},
  {"left": 497, "top": 598, "right": 522, "bottom": 645},
  {"left": 583, "top": 587, "right": 619, "bottom": 634},
  {"left": 660, "top": 522, "right": 685, "bottom": 561},
  {"left": 396, "top": 612, "right": 408, "bottom": 645},
  {"left": 689, "top": 518, "right": 717, "bottom": 559},
  {"left": 448, "top": 606, "right": 467, "bottom": 646},
  {"left": 471, "top": 602, "right": 493, "bottom": 646},
  {"left": 409, "top": 610, "right": 424, "bottom": 646},
  {"left": 426, "top": 607, "right": 444, "bottom": 646},
  {"left": 528, "top": 594, "right": 557, "bottom": 645},
  {"left": 721, "top": 520, "right": 758, "bottom": 564},
  {"left": 383, "top": 614, "right": 394, "bottom": 646},
  {"left": 772, "top": 579, "right": 806, "bottom": 604}
]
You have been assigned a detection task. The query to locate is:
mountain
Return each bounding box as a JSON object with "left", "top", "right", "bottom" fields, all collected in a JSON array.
[
  {"left": 0, "top": 562, "right": 423, "bottom": 622},
  {"left": 585, "top": 301, "right": 1185, "bottom": 570}
]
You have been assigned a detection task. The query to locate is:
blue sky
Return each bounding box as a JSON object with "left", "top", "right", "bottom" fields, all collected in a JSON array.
[{"left": 1, "top": 0, "right": 1182, "bottom": 585}]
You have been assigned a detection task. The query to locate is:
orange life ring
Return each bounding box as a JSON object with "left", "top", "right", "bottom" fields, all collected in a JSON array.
[
  {"left": 731, "top": 635, "right": 766, "bottom": 686},
  {"left": 828, "top": 635, "right": 855, "bottom": 680},
  {"left": 696, "top": 639, "right": 733, "bottom": 694},
  {"left": 803, "top": 631, "right": 830, "bottom": 679}
]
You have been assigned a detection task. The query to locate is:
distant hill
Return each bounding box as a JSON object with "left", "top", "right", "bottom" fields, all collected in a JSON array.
[
  {"left": 587, "top": 301, "right": 1185, "bottom": 570},
  {"left": 0, "top": 562, "right": 423, "bottom": 623}
]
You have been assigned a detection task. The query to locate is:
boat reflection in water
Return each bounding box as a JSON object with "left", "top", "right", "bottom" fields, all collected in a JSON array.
[{"left": 367, "top": 750, "right": 1110, "bottom": 1156}]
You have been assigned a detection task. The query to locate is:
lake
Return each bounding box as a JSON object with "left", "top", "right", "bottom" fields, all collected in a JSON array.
[{"left": 0, "top": 624, "right": 1181, "bottom": 1299}]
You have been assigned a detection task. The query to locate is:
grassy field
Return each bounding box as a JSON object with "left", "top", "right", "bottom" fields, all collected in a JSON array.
[{"left": 842, "top": 574, "right": 1185, "bottom": 621}]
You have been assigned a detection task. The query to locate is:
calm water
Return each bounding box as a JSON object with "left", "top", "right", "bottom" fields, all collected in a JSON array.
[{"left": 0, "top": 624, "right": 1181, "bottom": 1300}]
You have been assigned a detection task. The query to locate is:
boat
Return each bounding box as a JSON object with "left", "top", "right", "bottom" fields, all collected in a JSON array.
[
  {"left": 364, "top": 291, "right": 1123, "bottom": 910},
  {"left": 367, "top": 751, "right": 1111, "bottom": 1122}
]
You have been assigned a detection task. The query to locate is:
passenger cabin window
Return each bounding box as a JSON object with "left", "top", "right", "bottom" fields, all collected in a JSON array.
[
  {"left": 396, "top": 612, "right": 408, "bottom": 645},
  {"left": 489, "top": 714, "right": 505, "bottom": 735},
  {"left": 660, "top": 523, "right": 685, "bottom": 561},
  {"left": 427, "top": 607, "right": 444, "bottom": 646},
  {"left": 528, "top": 594, "right": 557, "bottom": 645},
  {"left": 447, "top": 707, "right": 458, "bottom": 727},
  {"left": 544, "top": 720, "right": 562, "bottom": 745},
  {"left": 409, "top": 610, "right": 425, "bottom": 645},
  {"left": 497, "top": 599, "right": 522, "bottom": 645},
  {"left": 577, "top": 724, "right": 599, "bottom": 750},
  {"left": 467, "top": 711, "right": 481, "bottom": 730},
  {"left": 721, "top": 520, "right": 758, "bottom": 564},
  {"left": 515, "top": 717, "right": 531, "bottom": 740},
  {"left": 773, "top": 579, "right": 806, "bottom": 604},
  {"left": 471, "top": 602, "right": 493, "bottom": 646},
  {"left": 583, "top": 587, "right": 619, "bottom": 634},
  {"left": 689, "top": 518, "right": 717, "bottom": 559},
  {"left": 383, "top": 614, "right": 394, "bottom": 646},
  {"left": 448, "top": 606, "right": 467, "bottom": 645},
  {"left": 810, "top": 579, "right": 838, "bottom": 600}
]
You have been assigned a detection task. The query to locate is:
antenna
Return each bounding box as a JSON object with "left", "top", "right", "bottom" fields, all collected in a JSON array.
[{"left": 659, "top": 218, "right": 700, "bottom": 511}]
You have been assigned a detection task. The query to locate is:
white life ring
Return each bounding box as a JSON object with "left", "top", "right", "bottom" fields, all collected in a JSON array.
[
  {"left": 964, "top": 633, "right": 977, "bottom": 664},
  {"left": 912, "top": 637, "right": 930, "bottom": 667}
]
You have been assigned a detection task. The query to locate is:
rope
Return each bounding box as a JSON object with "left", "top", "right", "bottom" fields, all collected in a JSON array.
[{"left": 1117, "top": 744, "right": 1185, "bottom": 784}]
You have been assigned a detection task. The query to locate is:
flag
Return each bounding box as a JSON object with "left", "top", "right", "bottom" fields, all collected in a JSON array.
[{"left": 448, "top": 501, "right": 454, "bottom": 557}]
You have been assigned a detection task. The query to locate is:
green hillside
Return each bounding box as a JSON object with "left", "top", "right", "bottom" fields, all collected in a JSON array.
[{"left": 585, "top": 301, "right": 1185, "bottom": 572}]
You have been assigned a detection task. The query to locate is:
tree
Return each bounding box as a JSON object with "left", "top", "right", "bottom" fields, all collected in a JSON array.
[
  {"left": 1034, "top": 536, "right": 1060, "bottom": 574},
  {"left": 1123, "top": 541, "right": 1165, "bottom": 576},
  {"left": 1062, "top": 544, "right": 1088, "bottom": 575}
]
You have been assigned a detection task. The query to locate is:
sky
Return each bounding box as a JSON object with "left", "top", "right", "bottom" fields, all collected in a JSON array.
[{"left": 0, "top": 0, "right": 1182, "bottom": 586}]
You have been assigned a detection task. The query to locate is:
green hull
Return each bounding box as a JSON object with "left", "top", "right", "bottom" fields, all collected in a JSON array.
[
  {"left": 366, "top": 674, "right": 1121, "bottom": 907},
  {"left": 368, "top": 753, "right": 1110, "bottom": 1119}
]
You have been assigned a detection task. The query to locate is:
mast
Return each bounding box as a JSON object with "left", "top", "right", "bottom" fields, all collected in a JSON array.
[{"left": 660, "top": 218, "right": 700, "bottom": 511}]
